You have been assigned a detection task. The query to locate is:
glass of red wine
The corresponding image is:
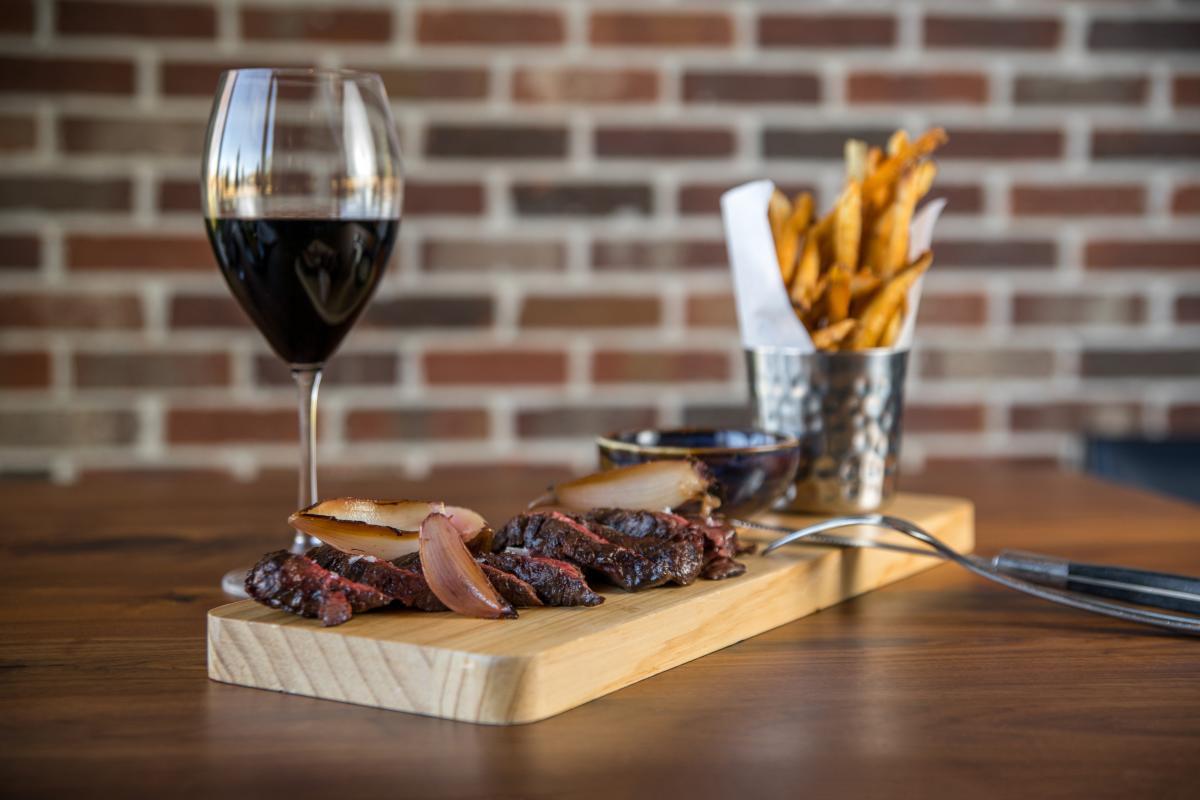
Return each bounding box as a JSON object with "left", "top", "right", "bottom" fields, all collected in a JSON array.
[{"left": 201, "top": 69, "right": 403, "bottom": 595}]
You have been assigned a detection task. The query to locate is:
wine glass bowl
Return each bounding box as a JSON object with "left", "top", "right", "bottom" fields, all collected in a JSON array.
[{"left": 201, "top": 69, "right": 403, "bottom": 595}]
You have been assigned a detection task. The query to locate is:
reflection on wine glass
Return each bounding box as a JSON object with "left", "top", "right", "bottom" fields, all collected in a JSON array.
[{"left": 201, "top": 69, "right": 403, "bottom": 596}]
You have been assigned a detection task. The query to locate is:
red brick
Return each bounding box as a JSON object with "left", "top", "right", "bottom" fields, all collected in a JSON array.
[
  {"left": 67, "top": 235, "right": 213, "bottom": 271},
  {"left": 593, "top": 351, "right": 729, "bottom": 383},
  {"left": 60, "top": 117, "right": 205, "bottom": 156},
  {"left": 160, "top": 60, "right": 311, "bottom": 96},
  {"left": 926, "top": 184, "right": 984, "bottom": 216},
  {"left": 513, "top": 183, "right": 652, "bottom": 216},
  {"left": 1092, "top": 130, "right": 1200, "bottom": 160},
  {"left": 934, "top": 239, "right": 1057, "bottom": 270},
  {"left": 241, "top": 7, "right": 391, "bottom": 42},
  {"left": 426, "top": 125, "right": 567, "bottom": 159},
  {"left": 1015, "top": 75, "right": 1147, "bottom": 106},
  {"left": 0, "top": 293, "right": 143, "bottom": 330},
  {"left": 682, "top": 404, "right": 751, "bottom": 429},
  {"left": 1011, "top": 403, "right": 1141, "bottom": 433},
  {"left": 916, "top": 293, "right": 988, "bottom": 326},
  {"left": 679, "top": 183, "right": 818, "bottom": 216},
  {"left": 515, "top": 68, "right": 658, "bottom": 104},
  {"left": 1082, "top": 350, "right": 1200, "bottom": 378},
  {"left": 595, "top": 127, "right": 734, "bottom": 159},
  {"left": 520, "top": 295, "right": 660, "bottom": 329},
  {"left": 1168, "top": 405, "right": 1200, "bottom": 434},
  {"left": 369, "top": 67, "right": 489, "bottom": 100},
  {"left": 0, "top": 234, "right": 39, "bottom": 270},
  {"left": 848, "top": 72, "right": 987, "bottom": 104},
  {"left": 74, "top": 352, "right": 230, "bottom": 388},
  {"left": 167, "top": 409, "right": 297, "bottom": 444},
  {"left": 0, "top": 410, "right": 138, "bottom": 447},
  {"left": 158, "top": 179, "right": 201, "bottom": 213},
  {"left": 940, "top": 129, "right": 1063, "bottom": 160},
  {"left": 254, "top": 353, "right": 399, "bottom": 387},
  {"left": 686, "top": 294, "right": 737, "bottom": 329},
  {"left": 0, "top": 56, "right": 135, "bottom": 95},
  {"left": 1089, "top": 20, "right": 1200, "bottom": 52},
  {"left": 1176, "top": 76, "right": 1200, "bottom": 107},
  {"left": 420, "top": 239, "right": 565, "bottom": 273},
  {"left": 404, "top": 181, "right": 485, "bottom": 216},
  {"left": 0, "top": 352, "right": 51, "bottom": 388},
  {"left": 925, "top": 15, "right": 1060, "bottom": 50},
  {"left": 517, "top": 406, "right": 659, "bottom": 439},
  {"left": 919, "top": 349, "right": 1055, "bottom": 379},
  {"left": 1172, "top": 185, "right": 1200, "bottom": 214},
  {"left": 345, "top": 408, "right": 488, "bottom": 441},
  {"left": 169, "top": 295, "right": 248, "bottom": 329},
  {"left": 1085, "top": 241, "right": 1200, "bottom": 271},
  {"left": 1012, "top": 293, "right": 1144, "bottom": 325},
  {"left": 763, "top": 127, "right": 894, "bottom": 159},
  {"left": 1011, "top": 184, "right": 1145, "bottom": 217},
  {"left": 1, "top": 0, "right": 33, "bottom": 33},
  {"left": 592, "top": 239, "right": 727, "bottom": 271},
  {"left": 904, "top": 404, "right": 986, "bottom": 433},
  {"left": 424, "top": 350, "right": 566, "bottom": 385},
  {"left": 77, "top": 466, "right": 236, "bottom": 484},
  {"left": 0, "top": 176, "right": 132, "bottom": 212},
  {"left": 418, "top": 9, "right": 563, "bottom": 45},
  {"left": 758, "top": 14, "right": 895, "bottom": 48},
  {"left": 364, "top": 296, "right": 493, "bottom": 329},
  {"left": 0, "top": 113, "right": 36, "bottom": 152},
  {"left": 683, "top": 71, "right": 820, "bottom": 104},
  {"left": 57, "top": 1, "right": 215, "bottom": 38},
  {"left": 1177, "top": 295, "right": 1200, "bottom": 323},
  {"left": 591, "top": 12, "right": 732, "bottom": 47}
]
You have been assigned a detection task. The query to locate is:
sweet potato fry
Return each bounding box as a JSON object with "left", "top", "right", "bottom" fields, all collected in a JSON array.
[
  {"left": 812, "top": 318, "right": 857, "bottom": 351},
  {"left": 848, "top": 252, "right": 932, "bottom": 350},
  {"left": 826, "top": 266, "right": 851, "bottom": 323},
  {"left": 835, "top": 181, "right": 862, "bottom": 272}
]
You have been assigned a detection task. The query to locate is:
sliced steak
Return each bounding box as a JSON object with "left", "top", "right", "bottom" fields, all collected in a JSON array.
[
  {"left": 700, "top": 556, "right": 747, "bottom": 580},
  {"left": 308, "top": 545, "right": 445, "bottom": 611},
  {"left": 479, "top": 563, "right": 543, "bottom": 607},
  {"left": 481, "top": 551, "right": 604, "bottom": 607},
  {"left": 245, "top": 550, "right": 390, "bottom": 627},
  {"left": 588, "top": 508, "right": 746, "bottom": 581}
]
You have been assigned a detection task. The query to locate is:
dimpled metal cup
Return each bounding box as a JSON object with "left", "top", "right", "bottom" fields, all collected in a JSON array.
[{"left": 746, "top": 347, "right": 909, "bottom": 514}]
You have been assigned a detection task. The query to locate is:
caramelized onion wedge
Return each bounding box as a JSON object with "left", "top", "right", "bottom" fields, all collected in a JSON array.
[
  {"left": 530, "top": 460, "right": 718, "bottom": 513},
  {"left": 289, "top": 499, "right": 491, "bottom": 561},
  {"left": 420, "top": 512, "right": 516, "bottom": 620}
]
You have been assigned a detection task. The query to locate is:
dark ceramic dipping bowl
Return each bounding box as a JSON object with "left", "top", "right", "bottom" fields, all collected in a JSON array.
[{"left": 596, "top": 428, "right": 800, "bottom": 517}]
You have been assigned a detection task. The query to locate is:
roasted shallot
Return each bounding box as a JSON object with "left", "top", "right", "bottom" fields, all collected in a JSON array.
[
  {"left": 289, "top": 498, "right": 491, "bottom": 561},
  {"left": 419, "top": 511, "right": 516, "bottom": 620},
  {"left": 529, "top": 460, "right": 718, "bottom": 515}
]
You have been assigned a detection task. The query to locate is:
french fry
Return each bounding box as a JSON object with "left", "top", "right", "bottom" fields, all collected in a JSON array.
[
  {"left": 887, "top": 129, "right": 909, "bottom": 157},
  {"left": 768, "top": 189, "right": 791, "bottom": 243},
  {"left": 845, "top": 139, "right": 868, "bottom": 183},
  {"left": 884, "top": 167, "right": 926, "bottom": 276},
  {"left": 791, "top": 232, "right": 820, "bottom": 307},
  {"left": 812, "top": 318, "right": 857, "bottom": 351},
  {"left": 864, "top": 206, "right": 893, "bottom": 276},
  {"left": 835, "top": 180, "right": 862, "bottom": 272},
  {"left": 777, "top": 192, "right": 814, "bottom": 286},
  {"left": 863, "top": 128, "right": 947, "bottom": 214},
  {"left": 878, "top": 298, "right": 906, "bottom": 349},
  {"left": 849, "top": 252, "right": 932, "bottom": 350},
  {"left": 826, "top": 266, "right": 851, "bottom": 324},
  {"left": 866, "top": 146, "right": 883, "bottom": 177},
  {"left": 849, "top": 271, "right": 881, "bottom": 300},
  {"left": 790, "top": 191, "right": 814, "bottom": 232}
]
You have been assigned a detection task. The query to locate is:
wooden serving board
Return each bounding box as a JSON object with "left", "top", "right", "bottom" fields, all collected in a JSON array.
[{"left": 208, "top": 492, "right": 973, "bottom": 725}]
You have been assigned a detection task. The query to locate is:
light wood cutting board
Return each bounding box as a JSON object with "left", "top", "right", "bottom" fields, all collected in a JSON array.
[{"left": 207, "top": 492, "right": 973, "bottom": 725}]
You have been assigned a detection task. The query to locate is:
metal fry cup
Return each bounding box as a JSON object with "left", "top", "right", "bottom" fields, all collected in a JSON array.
[{"left": 746, "top": 347, "right": 909, "bottom": 514}]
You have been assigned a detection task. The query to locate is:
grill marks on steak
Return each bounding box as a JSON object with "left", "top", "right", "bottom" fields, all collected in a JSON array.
[
  {"left": 481, "top": 552, "right": 604, "bottom": 607},
  {"left": 585, "top": 508, "right": 748, "bottom": 581},
  {"left": 245, "top": 550, "right": 391, "bottom": 626},
  {"left": 495, "top": 511, "right": 702, "bottom": 591}
]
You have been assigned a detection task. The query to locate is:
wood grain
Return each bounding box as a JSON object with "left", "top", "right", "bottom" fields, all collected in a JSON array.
[
  {"left": 208, "top": 493, "right": 974, "bottom": 723},
  {"left": 2, "top": 467, "right": 1199, "bottom": 799}
]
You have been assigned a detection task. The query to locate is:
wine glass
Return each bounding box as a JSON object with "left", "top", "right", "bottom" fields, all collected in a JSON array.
[{"left": 201, "top": 68, "right": 403, "bottom": 595}]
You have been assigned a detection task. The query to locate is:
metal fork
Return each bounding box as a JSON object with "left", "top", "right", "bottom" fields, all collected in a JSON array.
[{"left": 740, "top": 514, "right": 1200, "bottom": 636}]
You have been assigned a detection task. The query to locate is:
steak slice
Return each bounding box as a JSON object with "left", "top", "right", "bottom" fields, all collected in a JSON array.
[
  {"left": 308, "top": 545, "right": 445, "bottom": 611},
  {"left": 587, "top": 508, "right": 745, "bottom": 581},
  {"left": 700, "top": 556, "right": 747, "bottom": 580},
  {"left": 481, "top": 552, "right": 604, "bottom": 607},
  {"left": 245, "top": 550, "right": 390, "bottom": 627},
  {"left": 496, "top": 511, "right": 698, "bottom": 591},
  {"left": 479, "top": 563, "right": 542, "bottom": 607},
  {"left": 377, "top": 551, "right": 542, "bottom": 609}
]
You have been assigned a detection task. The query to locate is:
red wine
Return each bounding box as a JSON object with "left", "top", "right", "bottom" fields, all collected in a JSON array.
[{"left": 206, "top": 218, "right": 398, "bottom": 365}]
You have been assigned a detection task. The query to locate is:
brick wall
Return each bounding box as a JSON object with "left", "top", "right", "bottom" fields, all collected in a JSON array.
[{"left": 1, "top": 0, "right": 1198, "bottom": 483}]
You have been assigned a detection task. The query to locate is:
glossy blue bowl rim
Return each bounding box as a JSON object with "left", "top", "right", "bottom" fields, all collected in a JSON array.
[{"left": 596, "top": 427, "right": 800, "bottom": 457}]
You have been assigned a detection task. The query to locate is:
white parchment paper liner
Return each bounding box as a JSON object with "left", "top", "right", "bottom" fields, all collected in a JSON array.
[{"left": 720, "top": 179, "right": 945, "bottom": 352}]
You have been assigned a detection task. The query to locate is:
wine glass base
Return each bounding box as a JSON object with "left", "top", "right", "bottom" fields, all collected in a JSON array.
[{"left": 221, "top": 567, "right": 251, "bottom": 598}]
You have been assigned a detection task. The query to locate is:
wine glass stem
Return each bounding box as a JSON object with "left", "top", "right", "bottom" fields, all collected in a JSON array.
[{"left": 290, "top": 366, "right": 323, "bottom": 554}]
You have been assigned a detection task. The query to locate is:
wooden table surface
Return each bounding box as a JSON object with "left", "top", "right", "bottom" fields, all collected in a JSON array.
[{"left": 2, "top": 465, "right": 1198, "bottom": 799}]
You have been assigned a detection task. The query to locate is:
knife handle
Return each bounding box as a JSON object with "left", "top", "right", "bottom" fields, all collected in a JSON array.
[{"left": 992, "top": 550, "right": 1200, "bottom": 615}]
